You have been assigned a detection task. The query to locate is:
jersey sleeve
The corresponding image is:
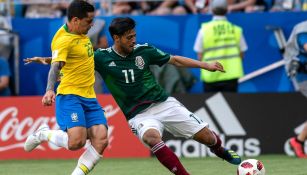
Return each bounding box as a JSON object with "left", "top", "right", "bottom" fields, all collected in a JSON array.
[
  {"left": 147, "top": 45, "right": 171, "bottom": 66},
  {"left": 93, "top": 50, "right": 106, "bottom": 76},
  {"left": 51, "top": 36, "right": 70, "bottom": 63}
]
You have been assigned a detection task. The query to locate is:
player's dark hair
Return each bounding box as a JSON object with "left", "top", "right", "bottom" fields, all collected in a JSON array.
[
  {"left": 67, "top": 0, "right": 95, "bottom": 21},
  {"left": 109, "top": 17, "right": 136, "bottom": 39}
]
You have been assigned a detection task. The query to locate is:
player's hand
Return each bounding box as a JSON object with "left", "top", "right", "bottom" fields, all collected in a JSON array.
[
  {"left": 24, "top": 57, "right": 50, "bottom": 65},
  {"left": 42, "top": 90, "right": 56, "bottom": 106},
  {"left": 206, "top": 61, "right": 226, "bottom": 73}
]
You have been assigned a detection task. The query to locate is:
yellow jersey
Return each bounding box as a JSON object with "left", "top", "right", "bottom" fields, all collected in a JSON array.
[{"left": 51, "top": 24, "right": 95, "bottom": 98}]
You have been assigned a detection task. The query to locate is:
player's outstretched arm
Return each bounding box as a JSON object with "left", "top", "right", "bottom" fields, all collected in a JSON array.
[
  {"left": 24, "top": 57, "right": 52, "bottom": 65},
  {"left": 42, "top": 61, "right": 64, "bottom": 106},
  {"left": 168, "top": 55, "right": 225, "bottom": 72}
]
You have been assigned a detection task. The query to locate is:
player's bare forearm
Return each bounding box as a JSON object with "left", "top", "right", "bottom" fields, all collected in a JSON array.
[
  {"left": 169, "top": 55, "right": 225, "bottom": 72},
  {"left": 24, "top": 57, "right": 52, "bottom": 65},
  {"left": 43, "top": 57, "right": 52, "bottom": 64},
  {"left": 46, "top": 62, "right": 63, "bottom": 91},
  {"left": 197, "top": 53, "right": 203, "bottom": 61},
  {"left": 169, "top": 55, "right": 201, "bottom": 67}
]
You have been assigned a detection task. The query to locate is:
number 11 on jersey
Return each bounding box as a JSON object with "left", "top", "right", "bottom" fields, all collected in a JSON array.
[{"left": 122, "top": 69, "right": 135, "bottom": 83}]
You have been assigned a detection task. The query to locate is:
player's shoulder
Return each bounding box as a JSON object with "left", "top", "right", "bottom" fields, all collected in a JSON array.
[
  {"left": 95, "top": 47, "right": 113, "bottom": 54},
  {"left": 52, "top": 27, "right": 74, "bottom": 45},
  {"left": 134, "top": 43, "right": 149, "bottom": 49},
  {"left": 95, "top": 47, "right": 112, "bottom": 58},
  {"left": 134, "top": 43, "right": 157, "bottom": 51},
  {"left": 94, "top": 47, "right": 113, "bottom": 64}
]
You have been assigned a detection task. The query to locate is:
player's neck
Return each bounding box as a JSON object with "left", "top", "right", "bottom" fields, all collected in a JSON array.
[
  {"left": 112, "top": 45, "right": 128, "bottom": 58},
  {"left": 66, "top": 22, "right": 80, "bottom": 35}
]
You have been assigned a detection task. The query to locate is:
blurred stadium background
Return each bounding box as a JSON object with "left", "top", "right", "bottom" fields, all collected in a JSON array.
[{"left": 0, "top": 0, "right": 307, "bottom": 174}]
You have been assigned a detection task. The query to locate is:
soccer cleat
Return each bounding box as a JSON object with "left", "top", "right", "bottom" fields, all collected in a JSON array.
[
  {"left": 24, "top": 124, "right": 50, "bottom": 152},
  {"left": 289, "top": 137, "right": 307, "bottom": 158},
  {"left": 211, "top": 147, "right": 241, "bottom": 165}
]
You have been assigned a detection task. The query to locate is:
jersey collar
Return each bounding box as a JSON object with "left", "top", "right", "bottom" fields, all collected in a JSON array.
[{"left": 112, "top": 46, "right": 129, "bottom": 58}]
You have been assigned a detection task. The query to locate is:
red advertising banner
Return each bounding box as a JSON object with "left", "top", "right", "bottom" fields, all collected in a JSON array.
[{"left": 0, "top": 95, "right": 150, "bottom": 160}]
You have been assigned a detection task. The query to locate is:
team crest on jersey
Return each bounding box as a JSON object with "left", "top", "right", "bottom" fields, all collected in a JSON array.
[{"left": 135, "top": 56, "right": 145, "bottom": 69}]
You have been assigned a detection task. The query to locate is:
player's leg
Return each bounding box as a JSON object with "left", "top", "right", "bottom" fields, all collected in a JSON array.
[
  {"left": 24, "top": 125, "right": 87, "bottom": 152},
  {"left": 193, "top": 128, "right": 241, "bottom": 164},
  {"left": 71, "top": 125, "right": 108, "bottom": 175},
  {"left": 24, "top": 94, "right": 88, "bottom": 152},
  {"left": 71, "top": 97, "right": 108, "bottom": 175},
  {"left": 297, "top": 122, "right": 307, "bottom": 142},
  {"left": 160, "top": 97, "right": 241, "bottom": 165},
  {"left": 289, "top": 121, "right": 307, "bottom": 158},
  {"left": 129, "top": 117, "right": 190, "bottom": 175}
]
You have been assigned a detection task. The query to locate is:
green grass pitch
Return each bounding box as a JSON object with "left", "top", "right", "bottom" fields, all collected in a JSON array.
[{"left": 0, "top": 155, "right": 306, "bottom": 175}]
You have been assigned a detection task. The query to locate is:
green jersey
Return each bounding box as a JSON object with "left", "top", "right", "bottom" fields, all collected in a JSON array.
[{"left": 94, "top": 44, "right": 171, "bottom": 120}]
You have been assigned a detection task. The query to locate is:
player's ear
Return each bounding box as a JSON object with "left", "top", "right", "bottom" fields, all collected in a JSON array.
[
  {"left": 113, "top": 35, "right": 120, "bottom": 41},
  {"left": 72, "top": 17, "right": 79, "bottom": 25}
]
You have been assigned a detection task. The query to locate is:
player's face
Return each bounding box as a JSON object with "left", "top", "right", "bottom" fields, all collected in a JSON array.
[
  {"left": 77, "top": 12, "right": 95, "bottom": 34},
  {"left": 118, "top": 29, "right": 136, "bottom": 55}
]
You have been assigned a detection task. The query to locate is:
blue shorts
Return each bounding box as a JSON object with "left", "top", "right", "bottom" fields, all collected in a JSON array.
[{"left": 55, "top": 94, "right": 107, "bottom": 131}]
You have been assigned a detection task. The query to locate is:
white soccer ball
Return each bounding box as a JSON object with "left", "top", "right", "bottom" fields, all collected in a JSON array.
[{"left": 237, "top": 159, "right": 265, "bottom": 175}]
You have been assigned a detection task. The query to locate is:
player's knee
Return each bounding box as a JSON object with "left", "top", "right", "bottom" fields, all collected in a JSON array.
[
  {"left": 207, "top": 131, "right": 221, "bottom": 149},
  {"left": 91, "top": 137, "right": 108, "bottom": 154},
  {"left": 206, "top": 130, "right": 219, "bottom": 146},
  {"left": 142, "top": 130, "right": 162, "bottom": 147},
  {"left": 101, "top": 138, "right": 108, "bottom": 148},
  {"left": 194, "top": 127, "right": 218, "bottom": 146},
  {"left": 99, "top": 138, "right": 109, "bottom": 153},
  {"left": 68, "top": 138, "right": 86, "bottom": 150}
]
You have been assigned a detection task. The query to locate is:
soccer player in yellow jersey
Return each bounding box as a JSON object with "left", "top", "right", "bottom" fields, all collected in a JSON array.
[{"left": 24, "top": 1, "right": 108, "bottom": 175}]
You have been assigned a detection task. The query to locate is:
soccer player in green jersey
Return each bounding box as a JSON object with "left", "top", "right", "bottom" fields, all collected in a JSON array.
[{"left": 25, "top": 17, "right": 241, "bottom": 175}]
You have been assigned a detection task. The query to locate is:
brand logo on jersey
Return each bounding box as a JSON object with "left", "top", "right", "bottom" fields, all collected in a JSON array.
[
  {"left": 52, "top": 50, "right": 58, "bottom": 59},
  {"left": 135, "top": 56, "right": 145, "bottom": 69},
  {"left": 71, "top": 113, "right": 78, "bottom": 122},
  {"left": 108, "top": 61, "right": 116, "bottom": 67}
]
